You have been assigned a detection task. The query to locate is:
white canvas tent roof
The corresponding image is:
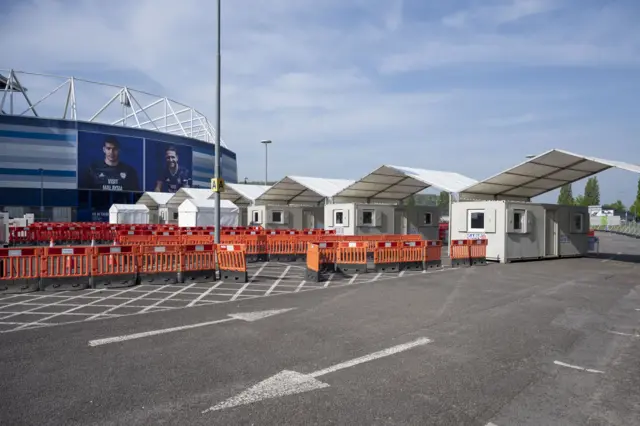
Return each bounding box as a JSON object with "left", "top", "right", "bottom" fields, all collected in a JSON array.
[
  {"left": 221, "top": 183, "right": 271, "bottom": 205},
  {"left": 179, "top": 198, "right": 238, "bottom": 211},
  {"left": 136, "top": 192, "right": 173, "bottom": 208},
  {"left": 334, "top": 165, "right": 478, "bottom": 201},
  {"left": 460, "top": 149, "right": 640, "bottom": 201},
  {"left": 166, "top": 188, "right": 213, "bottom": 209},
  {"left": 109, "top": 204, "right": 149, "bottom": 213},
  {"left": 255, "top": 176, "right": 354, "bottom": 204}
]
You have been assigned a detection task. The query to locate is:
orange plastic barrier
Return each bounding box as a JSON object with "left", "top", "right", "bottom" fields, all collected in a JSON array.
[
  {"left": 91, "top": 245, "right": 138, "bottom": 289},
  {"left": 0, "top": 247, "right": 41, "bottom": 294},
  {"left": 268, "top": 237, "right": 296, "bottom": 262},
  {"left": 468, "top": 239, "right": 488, "bottom": 265},
  {"left": 180, "top": 232, "right": 214, "bottom": 246},
  {"left": 305, "top": 243, "right": 321, "bottom": 282},
  {"left": 317, "top": 241, "right": 337, "bottom": 270},
  {"left": 336, "top": 241, "right": 368, "bottom": 275},
  {"left": 373, "top": 241, "right": 402, "bottom": 272},
  {"left": 181, "top": 244, "right": 218, "bottom": 283},
  {"left": 137, "top": 245, "right": 181, "bottom": 284},
  {"left": 216, "top": 244, "right": 248, "bottom": 282},
  {"left": 401, "top": 240, "right": 426, "bottom": 271},
  {"left": 243, "top": 235, "right": 269, "bottom": 262},
  {"left": 40, "top": 246, "right": 92, "bottom": 291},
  {"left": 450, "top": 240, "right": 471, "bottom": 267},
  {"left": 425, "top": 240, "right": 443, "bottom": 269}
]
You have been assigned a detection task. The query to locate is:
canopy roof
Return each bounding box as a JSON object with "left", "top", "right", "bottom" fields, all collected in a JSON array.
[
  {"left": 334, "top": 165, "right": 478, "bottom": 201},
  {"left": 178, "top": 198, "right": 238, "bottom": 211},
  {"left": 460, "top": 149, "right": 640, "bottom": 200},
  {"left": 166, "top": 188, "right": 213, "bottom": 209},
  {"left": 136, "top": 192, "right": 173, "bottom": 208},
  {"left": 255, "top": 176, "right": 354, "bottom": 204},
  {"left": 221, "top": 183, "right": 271, "bottom": 205},
  {"left": 109, "top": 204, "right": 149, "bottom": 212}
]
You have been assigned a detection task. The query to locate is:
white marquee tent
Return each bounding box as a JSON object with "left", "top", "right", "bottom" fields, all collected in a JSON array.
[
  {"left": 109, "top": 204, "right": 150, "bottom": 224},
  {"left": 178, "top": 199, "right": 239, "bottom": 228}
]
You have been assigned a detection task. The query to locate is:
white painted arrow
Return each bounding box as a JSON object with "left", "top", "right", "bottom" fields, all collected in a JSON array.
[
  {"left": 203, "top": 336, "right": 432, "bottom": 413},
  {"left": 88, "top": 308, "right": 295, "bottom": 347}
]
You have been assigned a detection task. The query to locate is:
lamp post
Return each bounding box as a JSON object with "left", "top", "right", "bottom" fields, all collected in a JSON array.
[
  {"left": 213, "top": 0, "right": 222, "bottom": 244},
  {"left": 39, "top": 168, "right": 44, "bottom": 220},
  {"left": 261, "top": 140, "right": 272, "bottom": 185}
]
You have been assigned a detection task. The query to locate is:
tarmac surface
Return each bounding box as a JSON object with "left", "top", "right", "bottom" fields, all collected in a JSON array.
[{"left": 1, "top": 233, "right": 639, "bottom": 425}]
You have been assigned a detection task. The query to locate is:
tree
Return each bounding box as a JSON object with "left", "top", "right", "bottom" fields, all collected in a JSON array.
[
  {"left": 583, "top": 176, "right": 600, "bottom": 206},
  {"left": 437, "top": 191, "right": 450, "bottom": 208},
  {"left": 602, "top": 200, "right": 625, "bottom": 213},
  {"left": 557, "top": 184, "right": 574, "bottom": 205},
  {"left": 631, "top": 177, "right": 640, "bottom": 220},
  {"left": 574, "top": 194, "right": 586, "bottom": 206}
]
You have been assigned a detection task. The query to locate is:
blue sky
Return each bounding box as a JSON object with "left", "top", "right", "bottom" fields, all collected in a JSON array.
[{"left": 2, "top": 0, "right": 640, "bottom": 204}]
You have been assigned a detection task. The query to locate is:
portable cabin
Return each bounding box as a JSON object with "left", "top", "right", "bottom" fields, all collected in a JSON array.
[
  {"left": 457, "top": 148, "right": 640, "bottom": 263},
  {"left": 108, "top": 204, "right": 150, "bottom": 224},
  {"left": 327, "top": 165, "right": 478, "bottom": 238},
  {"left": 218, "top": 183, "right": 270, "bottom": 226},
  {"left": 250, "top": 176, "right": 354, "bottom": 229},
  {"left": 177, "top": 199, "right": 239, "bottom": 228},
  {"left": 136, "top": 192, "right": 173, "bottom": 224}
]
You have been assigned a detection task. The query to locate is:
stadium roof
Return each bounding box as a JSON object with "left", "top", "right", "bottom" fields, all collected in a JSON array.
[
  {"left": 221, "top": 183, "right": 271, "bottom": 205},
  {"left": 334, "top": 165, "right": 478, "bottom": 201},
  {"left": 136, "top": 192, "right": 173, "bottom": 208},
  {"left": 255, "top": 176, "right": 355, "bottom": 204},
  {"left": 460, "top": 149, "right": 640, "bottom": 200}
]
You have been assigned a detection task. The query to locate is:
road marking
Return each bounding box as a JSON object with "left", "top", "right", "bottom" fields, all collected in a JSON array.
[
  {"left": 601, "top": 252, "right": 622, "bottom": 263},
  {"left": 231, "top": 263, "right": 268, "bottom": 301},
  {"left": 608, "top": 330, "right": 640, "bottom": 338},
  {"left": 348, "top": 274, "right": 359, "bottom": 285},
  {"left": 88, "top": 308, "right": 295, "bottom": 347},
  {"left": 203, "top": 336, "right": 432, "bottom": 413},
  {"left": 187, "top": 281, "right": 224, "bottom": 307},
  {"left": 265, "top": 266, "right": 291, "bottom": 296},
  {"left": 294, "top": 280, "right": 307, "bottom": 292},
  {"left": 398, "top": 270, "right": 406, "bottom": 278},
  {"left": 83, "top": 285, "right": 171, "bottom": 321},
  {"left": 140, "top": 282, "right": 199, "bottom": 313},
  {"left": 553, "top": 360, "right": 604, "bottom": 374},
  {"left": 323, "top": 272, "right": 335, "bottom": 288},
  {"left": 372, "top": 272, "right": 383, "bottom": 282}
]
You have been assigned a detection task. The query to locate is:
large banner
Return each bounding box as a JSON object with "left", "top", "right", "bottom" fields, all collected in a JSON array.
[
  {"left": 77, "top": 131, "right": 143, "bottom": 192},
  {"left": 145, "top": 140, "right": 193, "bottom": 193}
]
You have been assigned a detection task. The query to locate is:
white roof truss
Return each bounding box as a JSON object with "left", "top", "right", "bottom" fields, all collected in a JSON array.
[{"left": 255, "top": 176, "right": 353, "bottom": 205}]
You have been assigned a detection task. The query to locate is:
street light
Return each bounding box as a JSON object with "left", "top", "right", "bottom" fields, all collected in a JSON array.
[
  {"left": 39, "top": 168, "right": 44, "bottom": 220},
  {"left": 244, "top": 177, "right": 248, "bottom": 184},
  {"left": 213, "top": 0, "right": 222, "bottom": 244},
  {"left": 261, "top": 140, "right": 272, "bottom": 185}
]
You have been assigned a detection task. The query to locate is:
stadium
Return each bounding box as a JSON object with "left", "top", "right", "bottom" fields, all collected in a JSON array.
[{"left": 0, "top": 69, "right": 238, "bottom": 222}]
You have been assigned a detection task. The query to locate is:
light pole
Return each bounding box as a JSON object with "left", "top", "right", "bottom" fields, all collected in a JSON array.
[
  {"left": 261, "top": 140, "right": 272, "bottom": 185},
  {"left": 213, "top": 0, "right": 222, "bottom": 244},
  {"left": 39, "top": 168, "right": 44, "bottom": 220},
  {"left": 244, "top": 177, "right": 248, "bottom": 184}
]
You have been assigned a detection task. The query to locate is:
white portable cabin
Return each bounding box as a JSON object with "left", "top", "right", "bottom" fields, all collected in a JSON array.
[
  {"left": 250, "top": 176, "right": 354, "bottom": 229},
  {"left": 136, "top": 192, "right": 173, "bottom": 224},
  {"left": 109, "top": 204, "right": 150, "bottom": 224},
  {"left": 165, "top": 188, "right": 214, "bottom": 224},
  {"left": 327, "top": 165, "right": 478, "bottom": 238},
  {"left": 219, "top": 183, "right": 271, "bottom": 226},
  {"left": 456, "top": 149, "right": 640, "bottom": 263},
  {"left": 178, "top": 199, "right": 240, "bottom": 228}
]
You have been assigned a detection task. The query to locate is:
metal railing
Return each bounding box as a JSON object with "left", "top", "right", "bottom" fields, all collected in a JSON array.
[{"left": 592, "top": 223, "right": 640, "bottom": 238}]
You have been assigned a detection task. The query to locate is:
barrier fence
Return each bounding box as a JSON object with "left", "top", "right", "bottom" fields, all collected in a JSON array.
[
  {"left": 591, "top": 224, "right": 640, "bottom": 239},
  {"left": 449, "top": 239, "right": 488, "bottom": 267}
]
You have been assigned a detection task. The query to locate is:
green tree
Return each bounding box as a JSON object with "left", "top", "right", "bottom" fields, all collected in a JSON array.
[
  {"left": 631, "top": 177, "right": 640, "bottom": 220},
  {"left": 583, "top": 177, "right": 601, "bottom": 206},
  {"left": 557, "top": 184, "right": 574, "bottom": 205},
  {"left": 437, "top": 191, "right": 450, "bottom": 208},
  {"left": 574, "top": 194, "right": 586, "bottom": 206},
  {"left": 602, "top": 200, "right": 625, "bottom": 213}
]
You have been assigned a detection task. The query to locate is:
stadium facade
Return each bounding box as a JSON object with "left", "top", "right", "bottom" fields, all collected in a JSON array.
[{"left": 0, "top": 70, "right": 238, "bottom": 222}]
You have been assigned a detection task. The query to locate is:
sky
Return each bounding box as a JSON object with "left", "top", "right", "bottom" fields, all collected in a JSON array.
[{"left": 2, "top": 0, "right": 640, "bottom": 205}]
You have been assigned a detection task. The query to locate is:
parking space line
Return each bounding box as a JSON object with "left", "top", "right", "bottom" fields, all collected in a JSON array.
[
  {"left": 140, "top": 282, "right": 199, "bottom": 313},
  {"left": 323, "top": 273, "right": 335, "bottom": 288},
  {"left": 608, "top": 330, "right": 640, "bottom": 338},
  {"left": 0, "top": 321, "right": 48, "bottom": 325},
  {"left": 372, "top": 272, "right": 383, "bottom": 282},
  {"left": 83, "top": 285, "right": 173, "bottom": 321},
  {"left": 230, "top": 263, "right": 268, "bottom": 301},
  {"left": 295, "top": 280, "right": 307, "bottom": 292},
  {"left": 553, "top": 360, "right": 604, "bottom": 374},
  {"left": 348, "top": 274, "right": 359, "bottom": 285},
  {"left": 398, "top": 270, "right": 406, "bottom": 278},
  {"left": 0, "top": 292, "right": 70, "bottom": 311},
  {"left": 0, "top": 289, "right": 104, "bottom": 321},
  {"left": 186, "top": 281, "right": 224, "bottom": 307},
  {"left": 265, "top": 266, "right": 291, "bottom": 296}
]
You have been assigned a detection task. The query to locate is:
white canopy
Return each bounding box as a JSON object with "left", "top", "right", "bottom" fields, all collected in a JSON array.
[
  {"left": 255, "top": 176, "right": 354, "bottom": 204},
  {"left": 178, "top": 199, "right": 239, "bottom": 227},
  {"left": 136, "top": 192, "right": 173, "bottom": 208},
  {"left": 460, "top": 149, "right": 640, "bottom": 201},
  {"left": 108, "top": 204, "right": 149, "bottom": 224},
  {"left": 334, "top": 165, "right": 478, "bottom": 202},
  {"left": 221, "top": 183, "right": 271, "bottom": 205},
  {"left": 166, "top": 188, "right": 214, "bottom": 210}
]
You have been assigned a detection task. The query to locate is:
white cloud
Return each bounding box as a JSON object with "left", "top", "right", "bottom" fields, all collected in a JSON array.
[{"left": 2, "top": 0, "right": 640, "bottom": 204}]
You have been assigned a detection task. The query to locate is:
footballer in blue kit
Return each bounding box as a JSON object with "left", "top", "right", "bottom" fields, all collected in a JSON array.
[
  {"left": 154, "top": 146, "right": 192, "bottom": 193},
  {"left": 81, "top": 136, "right": 140, "bottom": 191}
]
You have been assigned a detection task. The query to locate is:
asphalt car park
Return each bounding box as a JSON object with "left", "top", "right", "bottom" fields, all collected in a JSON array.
[{"left": 1, "top": 233, "right": 638, "bottom": 425}]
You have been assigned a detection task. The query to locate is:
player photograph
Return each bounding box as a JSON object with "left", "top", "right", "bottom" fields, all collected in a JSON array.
[{"left": 146, "top": 141, "right": 193, "bottom": 193}]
